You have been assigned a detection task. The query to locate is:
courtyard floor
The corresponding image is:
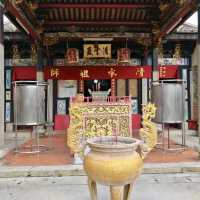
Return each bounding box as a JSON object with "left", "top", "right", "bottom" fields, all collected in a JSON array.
[
  {"left": 0, "top": 173, "right": 200, "bottom": 200},
  {"left": 2, "top": 130, "right": 199, "bottom": 166}
]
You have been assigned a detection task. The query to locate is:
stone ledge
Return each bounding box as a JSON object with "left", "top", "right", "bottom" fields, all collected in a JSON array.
[{"left": 0, "top": 162, "right": 200, "bottom": 178}]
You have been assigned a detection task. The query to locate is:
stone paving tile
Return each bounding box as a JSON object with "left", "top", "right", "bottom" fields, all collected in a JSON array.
[{"left": 0, "top": 174, "right": 200, "bottom": 200}]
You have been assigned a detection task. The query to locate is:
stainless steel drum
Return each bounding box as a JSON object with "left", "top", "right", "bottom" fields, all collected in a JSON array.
[
  {"left": 13, "top": 81, "right": 47, "bottom": 125},
  {"left": 151, "top": 80, "right": 185, "bottom": 123}
]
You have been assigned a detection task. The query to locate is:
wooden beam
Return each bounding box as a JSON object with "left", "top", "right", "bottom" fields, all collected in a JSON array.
[
  {"left": 5, "top": 2, "right": 38, "bottom": 40},
  {"left": 37, "top": 3, "right": 157, "bottom": 9},
  {"left": 18, "top": 1, "right": 39, "bottom": 28},
  {"left": 44, "top": 21, "right": 150, "bottom": 26},
  {"left": 155, "top": 1, "right": 196, "bottom": 42}
]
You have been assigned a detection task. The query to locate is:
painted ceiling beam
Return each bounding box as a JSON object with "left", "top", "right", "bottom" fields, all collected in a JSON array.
[
  {"left": 37, "top": 3, "right": 157, "bottom": 9},
  {"left": 5, "top": 2, "right": 38, "bottom": 40},
  {"left": 155, "top": 1, "right": 196, "bottom": 42},
  {"left": 44, "top": 21, "right": 150, "bottom": 26},
  {"left": 17, "top": 1, "right": 39, "bottom": 28}
]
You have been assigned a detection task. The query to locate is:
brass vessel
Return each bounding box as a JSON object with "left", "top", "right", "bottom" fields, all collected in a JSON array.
[{"left": 84, "top": 136, "right": 143, "bottom": 200}]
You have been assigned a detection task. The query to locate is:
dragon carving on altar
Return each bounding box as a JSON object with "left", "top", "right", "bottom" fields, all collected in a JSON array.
[{"left": 139, "top": 103, "right": 157, "bottom": 153}]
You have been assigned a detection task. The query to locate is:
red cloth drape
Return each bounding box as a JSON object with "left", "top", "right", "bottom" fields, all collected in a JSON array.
[{"left": 12, "top": 66, "right": 36, "bottom": 81}]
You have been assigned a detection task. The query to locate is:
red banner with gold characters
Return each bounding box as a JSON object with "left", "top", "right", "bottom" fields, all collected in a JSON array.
[
  {"left": 158, "top": 65, "right": 178, "bottom": 79},
  {"left": 44, "top": 66, "right": 152, "bottom": 80}
]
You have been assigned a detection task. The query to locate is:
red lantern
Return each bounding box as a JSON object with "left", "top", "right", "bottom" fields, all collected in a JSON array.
[
  {"left": 117, "top": 48, "right": 130, "bottom": 63},
  {"left": 65, "top": 48, "right": 79, "bottom": 64}
]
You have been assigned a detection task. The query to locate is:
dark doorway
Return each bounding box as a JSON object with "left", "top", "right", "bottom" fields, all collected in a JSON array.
[{"left": 84, "top": 79, "right": 111, "bottom": 97}]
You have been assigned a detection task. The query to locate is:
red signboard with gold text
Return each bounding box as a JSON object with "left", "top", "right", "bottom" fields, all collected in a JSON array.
[
  {"left": 158, "top": 65, "right": 178, "bottom": 79},
  {"left": 44, "top": 66, "right": 152, "bottom": 80},
  {"left": 12, "top": 65, "right": 179, "bottom": 81}
]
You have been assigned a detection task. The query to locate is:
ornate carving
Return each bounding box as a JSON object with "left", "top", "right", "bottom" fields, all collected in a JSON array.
[
  {"left": 139, "top": 103, "right": 157, "bottom": 152},
  {"left": 157, "top": 40, "right": 164, "bottom": 59},
  {"left": 67, "top": 100, "right": 131, "bottom": 154},
  {"left": 13, "top": 0, "right": 24, "bottom": 4},
  {"left": 43, "top": 36, "right": 59, "bottom": 46},
  {"left": 136, "top": 37, "right": 151, "bottom": 47},
  {"left": 176, "top": 0, "right": 186, "bottom": 6},
  {"left": 152, "top": 22, "right": 160, "bottom": 35},
  {"left": 159, "top": 3, "right": 169, "bottom": 12},
  {"left": 173, "top": 44, "right": 181, "bottom": 59},
  {"left": 12, "top": 44, "right": 20, "bottom": 64},
  {"left": 28, "top": 1, "right": 38, "bottom": 11},
  {"left": 36, "top": 25, "right": 44, "bottom": 35},
  {"left": 31, "top": 44, "right": 37, "bottom": 64}
]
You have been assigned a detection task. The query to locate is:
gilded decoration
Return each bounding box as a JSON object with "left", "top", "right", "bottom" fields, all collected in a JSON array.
[
  {"left": 50, "top": 68, "right": 60, "bottom": 78},
  {"left": 12, "top": 44, "right": 20, "bottom": 64},
  {"left": 30, "top": 44, "right": 37, "bottom": 64},
  {"left": 28, "top": 1, "right": 38, "bottom": 11},
  {"left": 159, "top": 3, "right": 169, "bottom": 12},
  {"left": 80, "top": 69, "right": 90, "bottom": 78},
  {"left": 108, "top": 68, "right": 117, "bottom": 78},
  {"left": 173, "top": 44, "right": 181, "bottom": 59},
  {"left": 43, "top": 36, "right": 59, "bottom": 46},
  {"left": 84, "top": 44, "right": 111, "bottom": 58},
  {"left": 67, "top": 100, "right": 131, "bottom": 154},
  {"left": 139, "top": 103, "right": 157, "bottom": 153},
  {"left": 84, "top": 103, "right": 158, "bottom": 200},
  {"left": 176, "top": 0, "right": 186, "bottom": 6},
  {"left": 13, "top": 0, "right": 24, "bottom": 4},
  {"left": 152, "top": 22, "right": 160, "bottom": 35},
  {"left": 157, "top": 40, "right": 164, "bottom": 59}
]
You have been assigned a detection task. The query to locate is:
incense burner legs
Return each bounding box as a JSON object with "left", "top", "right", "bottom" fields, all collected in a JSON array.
[
  {"left": 88, "top": 178, "right": 134, "bottom": 200},
  {"left": 88, "top": 178, "right": 97, "bottom": 200},
  {"left": 110, "top": 184, "right": 133, "bottom": 200},
  {"left": 84, "top": 136, "right": 143, "bottom": 200}
]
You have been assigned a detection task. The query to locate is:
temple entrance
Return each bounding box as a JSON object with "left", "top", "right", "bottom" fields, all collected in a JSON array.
[{"left": 84, "top": 79, "right": 111, "bottom": 97}]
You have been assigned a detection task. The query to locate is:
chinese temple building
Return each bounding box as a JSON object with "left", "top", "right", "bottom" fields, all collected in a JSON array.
[{"left": 0, "top": 0, "right": 199, "bottom": 144}]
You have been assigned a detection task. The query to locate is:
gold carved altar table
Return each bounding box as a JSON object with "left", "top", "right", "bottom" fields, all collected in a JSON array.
[{"left": 67, "top": 96, "right": 132, "bottom": 154}]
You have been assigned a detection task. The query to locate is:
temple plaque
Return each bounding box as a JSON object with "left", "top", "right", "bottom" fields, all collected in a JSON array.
[{"left": 84, "top": 44, "right": 111, "bottom": 58}]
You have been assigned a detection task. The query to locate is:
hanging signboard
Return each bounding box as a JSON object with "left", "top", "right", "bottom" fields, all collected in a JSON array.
[
  {"left": 84, "top": 44, "right": 111, "bottom": 58},
  {"left": 158, "top": 58, "right": 188, "bottom": 66}
]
